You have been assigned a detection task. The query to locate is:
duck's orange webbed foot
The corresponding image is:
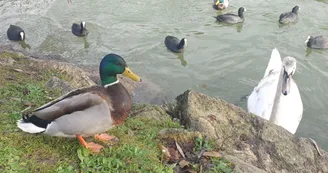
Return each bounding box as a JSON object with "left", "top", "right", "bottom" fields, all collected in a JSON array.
[
  {"left": 76, "top": 135, "right": 104, "bottom": 153},
  {"left": 94, "top": 133, "right": 118, "bottom": 142}
]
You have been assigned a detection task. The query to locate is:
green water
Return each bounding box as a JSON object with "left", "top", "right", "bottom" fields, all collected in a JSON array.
[{"left": 1, "top": 0, "right": 328, "bottom": 150}]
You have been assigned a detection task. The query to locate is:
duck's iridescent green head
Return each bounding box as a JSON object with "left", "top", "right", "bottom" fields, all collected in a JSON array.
[
  {"left": 99, "top": 53, "right": 142, "bottom": 86},
  {"left": 215, "top": 0, "right": 224, "bottom": 5}
]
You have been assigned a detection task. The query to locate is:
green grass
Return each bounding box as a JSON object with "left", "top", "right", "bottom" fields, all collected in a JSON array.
[{"left": 0, "top": 51, "right": 237, "bottom": 173}]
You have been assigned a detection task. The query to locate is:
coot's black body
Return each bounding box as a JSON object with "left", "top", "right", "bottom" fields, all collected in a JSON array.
[
  {"left": 72, "top": 21, "right": 89, "bottom": 37},
  {"left": 279, "top": 6, "right": 300, "bottom": 24},
  {"left": 7, "top": 25, "right": 25, "bottom": 41},
  {"left": 215, "top": 7, "right": 246, "bottom": 24},
  {"left": 164, "top": 36, "right": 187, "bottom": 53},
  {"left": 306, "top": 36, "right": 328, "bottom": 49}
]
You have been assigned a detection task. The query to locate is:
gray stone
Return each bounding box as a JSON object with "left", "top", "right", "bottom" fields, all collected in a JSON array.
[
  {"left": 0, "top": 57, "right": 16, "bottom": 65},
  {"left": 174, "top": 90, "right": 328, "bottom": 173},
  {"left": 46, "top": 76, "right": 73, "bottom": 94},
  {"left": 224, "top": 155, "right": 268, "bottom": 173}
]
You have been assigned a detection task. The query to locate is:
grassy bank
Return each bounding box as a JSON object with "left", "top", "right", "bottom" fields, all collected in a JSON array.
[{"left": 0, "top": 51, "right": 236, "bottom": 173}]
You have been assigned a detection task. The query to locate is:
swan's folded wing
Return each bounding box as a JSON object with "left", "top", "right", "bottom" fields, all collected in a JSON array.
[
  {"left": 247, "top": 72, "right": 279, "bottom": 120},
  {"left": 264, "top": 48, "right": 282, "bottom": 78}
]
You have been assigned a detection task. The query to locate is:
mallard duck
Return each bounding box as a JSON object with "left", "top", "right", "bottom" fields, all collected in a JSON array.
[
  {"left": 247, "top": 48, "right": 303, "bottom": 134},
  {"left": 279, "top": 6, "right": 300, "bottom": 24},
  {"left": 72, "top": 21, "right": 89, "bottom": 37},
  {"left": 213, "top": 0, "right": 229, "bottom": 10},
  {"left": 305, "top": 35, "right": 328, "bottom": 49},
  {"left": 164, "top": 36, "right": 187, "bottom": 53},
  {"left": 17, "top": 53, "right": 142, "bottom": 152},
  {"left": 7, "top": 25, "right": 25, "bottom": 41},
  {"left": 215, "top": 7, "right": 246, "bottom": 24}
]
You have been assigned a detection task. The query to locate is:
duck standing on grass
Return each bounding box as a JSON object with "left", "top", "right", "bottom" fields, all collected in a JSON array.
[{"left": 17, "top": 53, "right": 142, "bottom": 153}]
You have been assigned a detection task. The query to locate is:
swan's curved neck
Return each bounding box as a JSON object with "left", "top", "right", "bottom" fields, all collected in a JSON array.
[{"left": 270, "top": 66, "right": 284, "bottom": 122}]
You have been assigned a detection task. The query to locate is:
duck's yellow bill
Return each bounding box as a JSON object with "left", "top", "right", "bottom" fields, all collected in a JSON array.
[
  {"left": 215, "top": 1, "right": 220, "bottom": 5},
  {"left": 122, "top": 67, "right": 142, "bottom": 82}
]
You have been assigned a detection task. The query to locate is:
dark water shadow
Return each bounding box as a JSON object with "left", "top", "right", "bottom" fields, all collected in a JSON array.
[
  {"left": 18, "top": 41, "right": 31, "bottom": 50},
  {"left": 166, "top": 51, "right": 188, "bottom": 67},
  {"left": 305, "top": 47, "right": 328, "bottom": 57},
  {"left": 236, "top": 23, "right": 243, "bottom": 33},
  {"left": 315, "top": 0, "right": 328, "bottom": 4},
  {"left": 176, "top": 54, "right": 187, "bottom": 67},
  {"left": 305, "top": 47, "right": 312, "bottom": 57},
  {"left": 82, "top": 37, "right": 90, "bottom": 49},
  {"left": 278, "top": 21, "right": 297, "bottom": 28},
  {"left": 214, "top": 19, "right": 244, "bottom": 33}
]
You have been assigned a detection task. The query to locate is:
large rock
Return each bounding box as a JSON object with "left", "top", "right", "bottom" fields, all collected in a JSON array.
[
  {"left": 46, "top": 76, "right": 73, "bottom": 94},
  {"left": 174, "top": 90, "right": 328, "bottom": 173}
]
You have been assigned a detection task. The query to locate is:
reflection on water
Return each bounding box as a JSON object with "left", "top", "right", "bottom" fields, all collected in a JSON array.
[
  {"left": 19, "top": 41, "right": 31, "bottom": 49},
  {"left": 305, "top": 47, "right": 312, "bottom": 57},
  {"left": 82, "top": 37, "right": 89, "bottom": 49},
  {"left": 166, "top": 53, "right": 188, "bottom": 67},
  {"left": 177, "top": 54, "right": 187, "bottom": 67}
]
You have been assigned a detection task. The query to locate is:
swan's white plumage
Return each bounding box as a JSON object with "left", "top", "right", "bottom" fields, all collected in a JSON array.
[
  {"left": 247, "top": 48, "right": 303, "bottom": 134},
  {"left": 271, "top": 81, "right": 303, "bottom": 134},
  {"left": 247, "top": 48, "right": 282, "bottom": 120}
]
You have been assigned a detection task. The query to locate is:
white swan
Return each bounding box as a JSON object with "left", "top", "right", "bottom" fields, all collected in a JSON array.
[{"left": 247, "top": 48, "right": 303, "bottom": 134}]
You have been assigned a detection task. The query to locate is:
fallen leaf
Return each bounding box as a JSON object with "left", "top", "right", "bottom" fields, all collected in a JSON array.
[
  {"left": 23, "top": 89, "right": 30, "bottom": 95},
  {"left": 5, "top": 77, "right": 14, "bottom": 80},
  {"left": 175, "top": 141, "right": 186, "bottom": 159},
  {"left": 14, "top": 69, "right": 23, "bottom": 72},
  {"left": 23, "top": 102, "right": 33, "bottom": 107},
  {"left": 158, "top": 144, "right": 171, "bottom": 162},
  {"left": 45, "top": 96, "right": 53, "bottom": 100},
  {"left": 168, "top": 147, "right": 180, "bottom": 162},
  {"left": 179, "top": 160, "right": 190, "bottom": 168},
  {"left": 201, "top": 84, "right": 207, "bottom": 88},
  {"left": 127, "top": 129, "right": 134, "bottom": 136},
  {"left": 203, "top": 151, "right": 222, "bottom": 158},
  {"left": 10, "top": 97, "right": 21, "bottom": 102}
]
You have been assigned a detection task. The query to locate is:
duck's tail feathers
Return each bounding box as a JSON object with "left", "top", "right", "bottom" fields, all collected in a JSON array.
[{"left": 17, "top": 119, "right": 46, "bottom": 133}]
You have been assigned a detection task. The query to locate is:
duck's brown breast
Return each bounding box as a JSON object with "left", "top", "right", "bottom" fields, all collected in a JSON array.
[{"left": 105, "top": 83, "right": 132, "bottom": 125}]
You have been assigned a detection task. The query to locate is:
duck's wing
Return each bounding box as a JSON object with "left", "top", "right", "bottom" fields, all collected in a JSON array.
[
  {"left": 24, "top": 85, "right": 110, "bottom": 121},
  {"left": 247, "top": 48, "right": 282, "bottom": 120}
]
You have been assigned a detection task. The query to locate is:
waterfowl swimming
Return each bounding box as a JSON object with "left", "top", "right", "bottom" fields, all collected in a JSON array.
[
  {"left": 164, "top": 36, "right": 187, "bottom": 53},
  {"left": 17, "top": 53, "right": 142, "bottom": 152},
  {"left": 279, "top": 6, "right": 300, "bottom": 24},
  {"left": 215, "top": 7, "right": 246, "bottom": 24},
  {"left": 72, "top": 21, "right": 89, "bottom": 37},
  {"left": 213, "top": 0, "right": 229, "bottom": 10},
  {"left": 7, "top": 25, "right": 25, "bottom": 41},
  {"left": 305, "top": 35, "right": 328, "bottom": 49},
  {"left": 247, "top": 48, "right": 303, "bottom": 134}
]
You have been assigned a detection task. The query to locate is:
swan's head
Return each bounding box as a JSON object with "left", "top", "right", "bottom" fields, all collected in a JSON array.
[{"left": 282, "top": 56, "right": 297, "bottom": 96}]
